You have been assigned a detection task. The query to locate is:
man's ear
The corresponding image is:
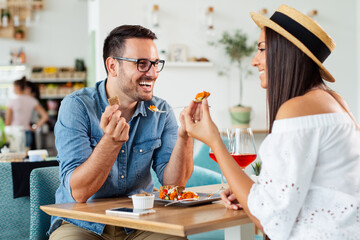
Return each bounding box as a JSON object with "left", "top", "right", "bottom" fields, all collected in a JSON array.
[{"left": 106, "top": 57, "right": 118, "bottom": 77}]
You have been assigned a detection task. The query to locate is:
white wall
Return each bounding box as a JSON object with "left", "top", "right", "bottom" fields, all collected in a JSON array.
[
  {"left": 91, "top": 0, "right": 358, "bottom": 130},
  {"left": 0, "top": 0, "right": 88, "bottom": 67}
]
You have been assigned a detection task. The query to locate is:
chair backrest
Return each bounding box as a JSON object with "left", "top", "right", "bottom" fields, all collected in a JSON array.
[
  {"left": 0, "top": 162, "right": 30, "bottom": 240},
  {"left": 30, "top": 166, "right": 60, "bottom": 240},
  {"left": 193, "top": 142, "right": 222, "bottom": 174}
]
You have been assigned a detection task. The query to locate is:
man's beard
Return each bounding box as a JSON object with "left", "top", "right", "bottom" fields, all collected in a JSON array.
[{"left": 133, "top": 76, "right": 155, "bottom": 101}]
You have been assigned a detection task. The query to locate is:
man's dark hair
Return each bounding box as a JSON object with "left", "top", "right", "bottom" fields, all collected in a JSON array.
[{"left": 103, "top": 25, "right": 157, "bottom": 74}]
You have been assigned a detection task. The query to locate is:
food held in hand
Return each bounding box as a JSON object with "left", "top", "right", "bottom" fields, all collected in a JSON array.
[
  {"left": 108, "top": 96, "right": 120, "bottom": 106},
  {"left": 194, "top": 91, "right": 211, "bottom": 102},
  {"left": 158, "top": 185, "right": 199, "bottom": 201}
]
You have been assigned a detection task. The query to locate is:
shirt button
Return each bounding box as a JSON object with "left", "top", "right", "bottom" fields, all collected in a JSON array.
[
  {"left": 121, "top": 150, "right": 125, "bottom": 153},
  {"left": 121, "top": 175, "right": 124, "bottom": 179},
  {"left": 139, "top": 149, "right": 143, "bottom": 153}
]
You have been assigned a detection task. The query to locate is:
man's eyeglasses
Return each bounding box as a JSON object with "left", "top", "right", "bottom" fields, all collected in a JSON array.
[{"left": 113, "top": 57, "right": 165, "bottom": 73}]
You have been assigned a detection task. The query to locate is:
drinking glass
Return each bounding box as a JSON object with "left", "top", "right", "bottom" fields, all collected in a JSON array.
[
  {"left": 229, "top": 128, "right": 257, "bottom": 169},
  {"left": 208, "top": 128, "right": 230, "bottom": 192}
]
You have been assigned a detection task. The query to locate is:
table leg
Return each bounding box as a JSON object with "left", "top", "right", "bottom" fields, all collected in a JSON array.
[{"left": 225, "top": 223, "right": 255, "bottom": 240}]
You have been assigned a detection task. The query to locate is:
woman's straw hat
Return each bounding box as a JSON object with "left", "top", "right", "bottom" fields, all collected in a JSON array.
[{"left": 250, "top": 5, "right": 335, "bottom": 82}]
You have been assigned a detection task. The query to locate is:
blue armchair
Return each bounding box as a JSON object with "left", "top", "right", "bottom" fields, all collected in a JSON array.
[
  {"left": 0, "top": 162, "right": 30, "bottom": 240},
  {"left": 29, "top": 166, "right": 60, "bottom": 240}
]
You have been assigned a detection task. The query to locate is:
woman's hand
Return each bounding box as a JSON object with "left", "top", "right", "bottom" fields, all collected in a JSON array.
[
  {"left": 221, "top": 188, "right": 242, "bottom": 210},
  {"left": 184, "top": 99, "right": 220, "bottom": 147}
]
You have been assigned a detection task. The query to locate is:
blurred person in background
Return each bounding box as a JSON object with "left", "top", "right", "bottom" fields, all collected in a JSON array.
[
  {"left": 25, "top": 80, "right": 43, "bottom": 149},
  {"left": 5, "top": 77, "right": 48, "bottom": 151}
]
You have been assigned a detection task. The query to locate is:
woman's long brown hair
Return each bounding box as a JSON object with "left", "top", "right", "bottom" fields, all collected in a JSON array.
[{"left": 265, "top": 27, "right": 325, "bottom": 132}]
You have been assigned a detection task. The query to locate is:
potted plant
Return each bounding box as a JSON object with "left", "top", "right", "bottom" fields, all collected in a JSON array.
[
  {"left": 251, "top": 161, "right": 262, "bottom": 183},
  {"left": 210, "top": 30, "right": 256, "bottom": 127},
  {"left": 15, "top": 29, "right": 25, "bottom": 40}
]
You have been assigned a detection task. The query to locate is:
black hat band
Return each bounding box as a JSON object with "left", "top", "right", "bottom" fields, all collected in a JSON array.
[{"left": 270, "top": 11, "right": 331, "bottom": 63}]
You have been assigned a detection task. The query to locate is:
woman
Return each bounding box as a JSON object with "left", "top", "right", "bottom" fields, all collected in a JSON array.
[
  {"left": 5, "top": 77, "right": 48, "bottom": 150},
  {"left": 184, "top": 5, "right": 360, "bottom": 240}
]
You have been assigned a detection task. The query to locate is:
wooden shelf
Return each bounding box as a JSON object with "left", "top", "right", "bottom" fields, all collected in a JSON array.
[
  {"left": 40, "top": 95, "right": 67, "bottom": 99},
  {"left": 31, "top": 78, "right": 85, "bottom": 83},
  {"left": 1, "top": 1, "right": 44, "bottom": 8},
  {"left": 253, "top": 129, "right": 268, "bottom": 134}
]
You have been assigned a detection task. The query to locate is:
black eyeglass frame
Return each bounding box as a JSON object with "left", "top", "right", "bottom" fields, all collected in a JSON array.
[{"left": 113, "top": 57, "right": 165, "bottom": 73}]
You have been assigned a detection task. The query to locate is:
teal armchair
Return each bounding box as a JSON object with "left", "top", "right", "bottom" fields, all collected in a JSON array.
[
  {"left": 0, "top": 162, "right": 30, "bottom": 240},
  {"left": 29, "top": 166, "right": 60, "bottom": 240}
]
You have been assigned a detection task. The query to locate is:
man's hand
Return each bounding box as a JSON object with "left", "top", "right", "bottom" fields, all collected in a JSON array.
[
  {"left": 100, "top": 104, "right": 130, "bottom": 142},
  {"left": 177, "top": 108, "right": 190, "bottom": 138},
  {"left": 220, "top": 187, "right": 242, "bottom": 210}
]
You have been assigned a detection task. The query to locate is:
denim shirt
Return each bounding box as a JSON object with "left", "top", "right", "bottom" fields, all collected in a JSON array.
[{"left": 49, "top": 79, "right": 178, "bottom": 235}]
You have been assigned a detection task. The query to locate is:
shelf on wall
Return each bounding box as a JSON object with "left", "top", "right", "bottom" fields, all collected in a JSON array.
[
  {"left": 30, "top": 78, "right": 85, "bottom": 83},
  {"left": 1, "top": 1, "right": 44, "bottom": 8},
  {"left": 40, "top": 95, "right": 66, "bottom": 100},
  {"left": 253, "top": 129, "right": 268, "bottom": 134},
  {"left": 165, "top": 62, "right": 213, "bottom": 67}
]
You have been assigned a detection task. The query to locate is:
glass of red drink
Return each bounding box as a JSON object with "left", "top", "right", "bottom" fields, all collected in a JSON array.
[
  {"left": 229, "top": 128, "right": 257, "bottom": 169},
  {"left": 209, "top": 128, "right": 230, "bottom": 192}
]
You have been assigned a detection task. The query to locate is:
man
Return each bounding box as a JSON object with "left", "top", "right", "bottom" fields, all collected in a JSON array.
[{"left": 49, "top": 25, "right": 193, "bottom": 240}]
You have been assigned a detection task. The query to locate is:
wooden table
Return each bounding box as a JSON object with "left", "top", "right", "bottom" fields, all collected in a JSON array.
[{"left": 41, "top": 184, "right": 254, "bottom": 239}]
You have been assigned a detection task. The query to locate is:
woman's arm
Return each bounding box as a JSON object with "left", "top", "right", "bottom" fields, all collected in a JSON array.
[
  {"left": 33, "top": 104, "right": 49, "bottom": 130},
  {"left": 5, "top": 107, "right": 13, "bottom": 126},
  {"left": 184, "top": 99, "right": 263, "bottom": 231}
]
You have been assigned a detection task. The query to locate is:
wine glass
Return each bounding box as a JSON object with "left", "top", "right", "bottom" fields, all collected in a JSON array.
[
  {"left": 208, "top": 128, "right": 231, "bottom": 192},
  {"left": 229, "top": 128, "right": 257, "bottom": 169}
]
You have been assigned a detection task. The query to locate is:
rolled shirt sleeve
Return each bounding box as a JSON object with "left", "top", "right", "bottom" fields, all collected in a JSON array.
[{"left": 55, "top": 96, "right": 95, "bottom": 198}]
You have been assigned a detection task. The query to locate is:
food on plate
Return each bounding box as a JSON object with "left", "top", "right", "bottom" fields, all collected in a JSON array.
[
  {"left": 194, "top": 91, "right": 210, "bottom": 102},
  {"left": 158, "top": 185, "right": 199, "bottom": 201},
  {"left": 108, "top": 96, "right": 120, "bottom": 106},
  {"left": 136, "top": 191, "right": 152, "bottom": 196},
  {"left": 148, "top": 105, "right": 159, "bottom": 112}
]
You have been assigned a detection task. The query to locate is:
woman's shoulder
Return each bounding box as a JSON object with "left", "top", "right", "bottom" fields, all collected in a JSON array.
[{"left": 276, "top": 89, "right": 347, "bottom": 120}]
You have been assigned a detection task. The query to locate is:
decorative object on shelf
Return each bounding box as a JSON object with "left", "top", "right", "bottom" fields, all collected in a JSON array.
[
  {"left": 260, "top": 8, "right": 268, "bottom": 15},
  {"left": 13, "top": 7, "right": 19, "bottom": 26},
  {"left": 14, "top": 28, "right": 24, "bottom": 40},
  {"left": 9, "top": 47, "right": 26, "bottom": 64},
  {"left": 159, "top": 50, "right": 168, "bottom": 61},
  {"left": 188, "top": 57, "right": 210, "bottom": 62},
  {"left": 170, "top": 44, "right": 187, "bottom": 62},
  {"left": 209, "top": 30, "right": 256, "bottom": 128},
  {"left": 307, "top": 9, "right": 318, "bottom": 17},
  {"left": 75, "top": 58, "right": 86, "bottom": 71},
  {"left": 151, "top": 4, "right": 159, "bottom": 28},
  {"left": 1, "top": 8, "right": 10, "bottom": 27},
  {"left": 205, "top": 6, "right": 215, "bottom": 38}
]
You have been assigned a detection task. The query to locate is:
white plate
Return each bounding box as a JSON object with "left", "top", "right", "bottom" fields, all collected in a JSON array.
[{"left": 154, "top": 192, "right": 221, "bottom": 207}]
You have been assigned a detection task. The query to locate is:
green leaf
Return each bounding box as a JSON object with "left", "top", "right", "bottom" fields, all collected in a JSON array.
[{"left": 251, "top": 161, "right": 262, "bottom": 176}]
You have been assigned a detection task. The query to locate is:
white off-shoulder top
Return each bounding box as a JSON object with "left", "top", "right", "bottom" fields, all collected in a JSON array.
[{"left": 248, "top": 113, "right": 360, "bottom": 240}]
